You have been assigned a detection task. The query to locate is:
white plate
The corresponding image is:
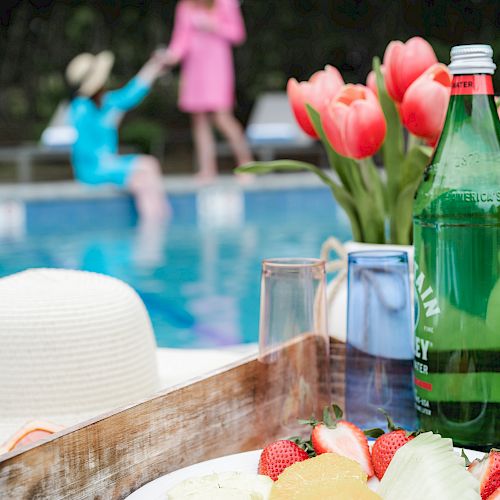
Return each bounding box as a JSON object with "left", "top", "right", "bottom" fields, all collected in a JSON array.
[
  {"left": 126, "top": 450, "right": 262, "bottom": 499},
  {"left": 126, "top": 447, "right": 483, "bottom": 499}
]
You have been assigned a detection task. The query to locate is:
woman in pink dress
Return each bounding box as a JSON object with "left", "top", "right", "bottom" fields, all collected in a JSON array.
[{"left": 164, "top": 0, "right": 253, "bottom": 181}]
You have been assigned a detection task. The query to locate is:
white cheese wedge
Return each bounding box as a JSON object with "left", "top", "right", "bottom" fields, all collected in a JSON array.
[{"left": 166, "top": 471, "right": 273, "bottom": 500}]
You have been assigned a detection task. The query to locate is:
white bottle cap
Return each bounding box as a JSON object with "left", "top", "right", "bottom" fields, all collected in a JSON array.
[{"left": 448, "top": 44, "right": 496, "bottom": 75}]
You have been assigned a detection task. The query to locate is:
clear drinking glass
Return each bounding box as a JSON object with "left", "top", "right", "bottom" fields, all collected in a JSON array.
[
  {"left": 345, "top": 251, "right": 417, "bottom": 430},
  {"left": 258, "top": 258, "right": 330, "bottom": 431}
]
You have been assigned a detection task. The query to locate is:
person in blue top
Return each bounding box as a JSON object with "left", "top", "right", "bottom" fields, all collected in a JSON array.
[{"left": 66, "top": 50, "right": 168, "bottom": 220}]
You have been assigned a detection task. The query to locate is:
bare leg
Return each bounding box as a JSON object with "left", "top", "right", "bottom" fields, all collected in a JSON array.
[
  {"left": 212, "top": 110, "right": 253, "bottom": 166},
  {"left": 133, "top": 217, "right": 169, "bottom": 268},
  {"left": 191, "top": 112, "right": 217, "bottom": 182},
  {"left": 128, "top": 155, "right": 169, "bottom": 221}
]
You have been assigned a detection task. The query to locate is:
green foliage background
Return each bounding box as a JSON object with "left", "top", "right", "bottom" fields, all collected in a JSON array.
[{"left": 1, "top": 0, "right": 499, "bottom": 149}]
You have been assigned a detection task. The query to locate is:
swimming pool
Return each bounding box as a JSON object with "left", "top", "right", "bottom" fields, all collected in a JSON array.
[{"left": 0, "top": 178, "right": 351, "bottom": 348}]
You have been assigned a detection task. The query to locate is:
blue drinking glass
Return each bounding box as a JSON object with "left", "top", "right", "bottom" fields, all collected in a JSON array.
[{"left": 345, "top": 250, "right": 417, "bottom": 431}]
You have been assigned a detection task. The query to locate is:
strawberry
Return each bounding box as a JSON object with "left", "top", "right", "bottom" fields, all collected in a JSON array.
[
  {"left": 371, "top": 429, "right": 414, "bottom": 479},
  {"left": 311, "top": 420, "right": 374, "bottom": 477},
  {"left": 468, "top": 449, "right": 500, "bottom": 500},
  {"left": 368, "top": 409, "right": 415, "bottom": 480},
  {"left": 487, "top": 487, "right": 500, "bottom": 499},
  {"left": 302, "top": 405, "right": 374, "bottom": 477},
  {"left": 258, "top": 440, "right": 309, "bottom": 481},
  {"left": 488, "top": 488, "right": 500, "bottom": 500}
]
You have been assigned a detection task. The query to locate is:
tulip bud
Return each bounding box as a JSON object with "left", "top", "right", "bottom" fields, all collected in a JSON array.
[
  {"left": 401, "top": 63, "right": 452, "bottom": 144},
  {"left": 383, "top": 37, "right": 438, "bottom": 103},
  {"left": 322, "top": 84, "right": 387, "bottom": 159},
  {"left": 287, "top": 65, "right": 344, "bottom": 138}
]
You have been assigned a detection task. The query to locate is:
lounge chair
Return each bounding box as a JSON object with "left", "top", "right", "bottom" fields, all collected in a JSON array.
[
  {"left": 217, "top": 91, "right": 324, "bottom": 163},
  {"left": 0, "top": 102, "right": 75, "bottom": 182}
]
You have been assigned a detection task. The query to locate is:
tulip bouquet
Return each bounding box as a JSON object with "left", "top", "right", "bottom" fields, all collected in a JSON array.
[{"left": 237, "top": 37, "right": 452, "bottom": 245}]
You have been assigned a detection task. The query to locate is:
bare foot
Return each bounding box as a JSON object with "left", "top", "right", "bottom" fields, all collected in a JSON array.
[
  {"left": 235, "top": 173, "right": 255, "bottom": 186},
  {"left": 195, "top": 172, "right": 217, "bottom": 186}
]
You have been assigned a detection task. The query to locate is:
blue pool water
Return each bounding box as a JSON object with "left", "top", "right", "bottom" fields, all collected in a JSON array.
[{"left": 0, "top": 186, "right": 351, "bottom": 348}]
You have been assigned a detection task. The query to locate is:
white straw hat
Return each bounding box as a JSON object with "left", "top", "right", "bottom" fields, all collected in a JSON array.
[
  {"left": 0, "top": 268, "right": 160, "bottom": 446},
  {"left": 65, "top": 51, "right": 115, "bottom": 97}
]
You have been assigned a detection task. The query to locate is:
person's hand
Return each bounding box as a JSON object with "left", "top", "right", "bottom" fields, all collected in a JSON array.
[
  {"left": 138, "top": 49, "right": 172, "bottom": 83},
  {"left": 151, "top": 48, "right": 166, "bottom": 66},
  {"left": 156, "top": 49, "right": 179, "bottom": 69},
  {"left": 144, "top": 49, "right": 167, "bottom": 78}
]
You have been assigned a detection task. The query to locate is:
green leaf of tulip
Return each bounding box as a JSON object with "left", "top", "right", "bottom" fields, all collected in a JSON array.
[{"left": 236, "top": 159, "right": 364, "bottom": 242}]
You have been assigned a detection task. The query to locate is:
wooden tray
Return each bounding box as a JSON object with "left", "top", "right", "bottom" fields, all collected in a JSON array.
[{"left": 0, "top": 336, "right": 344, "bottom": 499}]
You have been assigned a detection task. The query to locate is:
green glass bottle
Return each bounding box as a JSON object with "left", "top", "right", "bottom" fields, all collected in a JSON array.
[{"left": 413, "top": 45, "right": 500, "bottom": 449}]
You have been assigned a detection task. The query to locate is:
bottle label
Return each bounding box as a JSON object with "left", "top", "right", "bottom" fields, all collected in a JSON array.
[
  {"left": 413, "top": 259, "right": 439, "bottom": 416},
  {"left": 451, "top": 75, "right": 494, "bottom": 95}
]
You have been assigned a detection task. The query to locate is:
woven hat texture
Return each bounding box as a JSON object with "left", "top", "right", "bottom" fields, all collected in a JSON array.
[
  {"left": 0, "top": 268, "right": 160, "bottom": 445},
  {"left": 65, "top": 51, "right": 114, "bottom": 97}
]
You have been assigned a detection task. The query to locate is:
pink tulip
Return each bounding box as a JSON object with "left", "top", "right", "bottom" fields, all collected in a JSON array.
[
  {"left": 383, "top": 37, "right": 438, "bottom": 103},
  {"left": 401, "top": 63, "right": 452, "bottom": 144},
  {"left": 287, "top": 65, "right": 344, "bottom": 138},
  {"left": 322, "top": 84, "right": 387, "bottom": 159}
]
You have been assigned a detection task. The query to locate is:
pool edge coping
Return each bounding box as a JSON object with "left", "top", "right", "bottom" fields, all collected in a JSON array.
[{"left": 0, "top": 172, "right": 329, "bottom": 202}]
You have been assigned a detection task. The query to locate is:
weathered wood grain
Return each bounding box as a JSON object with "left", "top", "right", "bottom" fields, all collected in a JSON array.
[
  {"left": 330, "top": 338, "right": 346, "bottom": 410},
  {"left": 0, "top": 334, "right": 333, "bottom": 499}
]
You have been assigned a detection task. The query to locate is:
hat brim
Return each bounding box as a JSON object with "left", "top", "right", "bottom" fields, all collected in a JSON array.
[
  {"left": 0, "top": 412, "right": 97, "bottom": 455},
  {"left": 78, "top": 51, "right": 115, "bottom": 97}
]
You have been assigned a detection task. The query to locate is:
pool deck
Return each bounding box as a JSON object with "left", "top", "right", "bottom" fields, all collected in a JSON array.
[
  {"left": 156, "top": 343, "right": 258, "bottom": 388},
  {"left": 0, "top": 172, "right": 326, "bottom": 202}
]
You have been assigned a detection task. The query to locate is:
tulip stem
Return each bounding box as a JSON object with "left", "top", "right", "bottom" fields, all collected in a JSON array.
[
  {"left": 360, "top": 158, "right": 386, "bottom": 213},
  {"left": 373, "top": 55, "right": 406, "bottom": 244},
  {"left": 356, "top": 158, "right": 387, "bottom": 243},
  {"left": 358, "top": 159, "right": 373, "bottom": 193},
  {"left": 407, "top": 132, "right": 421, "bottom": 152}
]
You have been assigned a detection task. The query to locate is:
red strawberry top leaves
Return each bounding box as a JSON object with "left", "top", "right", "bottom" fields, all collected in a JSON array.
[
  {"left": 371, "top": 429, "right": 414, "bottom": 479},
  {"left": 289, "top": 435, "right": 316, "bottom": 457},
  {"left": 468, "top": 449, "right": 500, "bottom": 500},
  {"left": 258, "top": 440, "right": 309, "bottom": 481}
]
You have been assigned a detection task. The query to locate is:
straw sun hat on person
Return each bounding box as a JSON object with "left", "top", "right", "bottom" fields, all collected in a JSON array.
[
  {"left": 0, "top": 268, "right": 161, "bottom": 451},
  {"left": 66, "top": 50, "right": 115, "bottom": 96}
]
